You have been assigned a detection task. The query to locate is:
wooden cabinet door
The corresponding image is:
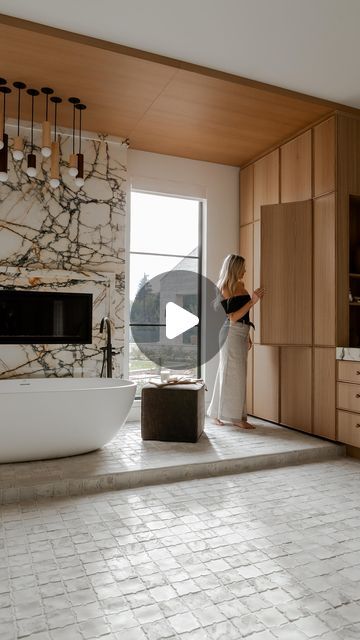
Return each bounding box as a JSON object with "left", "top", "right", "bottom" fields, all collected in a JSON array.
[
  {"left": 281, "top": 347, "right": 312, "bottom": 432},
  {"left": 253, "top": 345, "right": 279, "bottom": 422},
  {"left": 240, "top": 164, "right": 254, "bottom": 226},
  {"left": 254, "top": 149, "right": 279, "bottom": 221},
  {"left": 260, "top": 200, "right": 312, "bottom": 345},
  {"left": 239, "top": 223, "right": 253, "bottom": 294},
  {"left": 314, "top": 194, "right": 336, "bottom": 345},
  {"left": 314, "top": 348, "right": 336, "bottom": 439},
  {"left": 253, "top": 220, "right": 260, "bottom": 342},
  {"left": 313, "top": 117, "right": 335, "bottom": 197},
  {"left": 281, "top": 131, "right": 312, "bottom": 202}
]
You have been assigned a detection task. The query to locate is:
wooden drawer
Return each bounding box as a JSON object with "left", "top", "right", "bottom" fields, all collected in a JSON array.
[
  {"left": 337, "top": 410, "right": 360, "bottom": 447},
  {"left": 337, "top": 382, "right": 360, "bottom": 413},
  {"left": 338, "top": 360, "right": 360, "bottom": 384}
]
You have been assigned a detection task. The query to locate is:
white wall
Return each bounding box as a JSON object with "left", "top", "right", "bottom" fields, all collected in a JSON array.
[{"left": 127, "top": 149, "right": 239, "bottom": 412}]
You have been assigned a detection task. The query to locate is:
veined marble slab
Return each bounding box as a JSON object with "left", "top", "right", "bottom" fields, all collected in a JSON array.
[
  {"left": 336, "top": 347, "right": 360, "bottom": 361},
  {"left": 0, "top": 267, "right": 122, "bottom": 378},
  {"left": 0, "top": 131, "right": 127, "bottom": 378}
]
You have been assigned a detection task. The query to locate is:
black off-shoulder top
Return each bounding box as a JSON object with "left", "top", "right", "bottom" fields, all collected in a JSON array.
[{"left": 220, "top": 294, "right": 255, "bottom": 329}]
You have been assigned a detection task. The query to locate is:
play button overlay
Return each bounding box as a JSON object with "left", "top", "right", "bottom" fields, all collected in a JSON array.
[
  {"left": 166, "top": 302, "right": 199, "bottom": 339},
  {"left": 130, "top": 269, "right": 228, "bottom": 370}
]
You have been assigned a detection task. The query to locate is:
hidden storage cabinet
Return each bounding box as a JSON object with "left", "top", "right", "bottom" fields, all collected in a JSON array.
[{"left": 239, "top": 112, "right": 360, "bottom": 448}]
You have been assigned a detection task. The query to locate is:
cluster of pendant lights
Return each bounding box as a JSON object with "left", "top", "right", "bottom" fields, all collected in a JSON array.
[{"left": 0, "top": 78, "right": 87, "bottom": 188}]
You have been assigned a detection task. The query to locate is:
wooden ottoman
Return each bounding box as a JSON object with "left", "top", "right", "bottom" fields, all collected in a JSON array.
[{"left": 141, "top": 382, "right": 205, "bottom": 443}]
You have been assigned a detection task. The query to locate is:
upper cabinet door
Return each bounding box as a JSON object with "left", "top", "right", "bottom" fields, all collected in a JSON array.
[
  {"left": 313, "top": 117, "right": 336, "bottom": 197},
  {"left": 240, "top": 164, "right": 254, "bottom": 226},
  {"left": 260, "top": 200, "right": 312, "bottom": 345},
  {"left": 254, "top": 149, "right": 280, "bottom": 221},
  {"left": 281, "top": 131, "right": 312, "bottom": 202}
]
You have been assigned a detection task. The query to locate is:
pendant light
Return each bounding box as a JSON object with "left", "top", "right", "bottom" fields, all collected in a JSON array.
[
  {"left": 41, "top": 87, "right": 54, "bottom": 158},
  {"left": 12, "top": 81, "right": 26, "bottom": 160},
  {"left": 26, "top": 88, "right": 39, "bottom": 177},
  {"left": 75, "top": 103, "right": 86, "bottom": 187},
  {"left": 0, "top": 84, "right": 11, "bottom": 182},
  {"left": 0, "top": 77, "right": 7, "bottom": 151},
  {"left": 49, "top": 96, "right": 62, "bottom": 188},
  {"left": 68, "top": 97, "right": 80, "bottom": 176}
]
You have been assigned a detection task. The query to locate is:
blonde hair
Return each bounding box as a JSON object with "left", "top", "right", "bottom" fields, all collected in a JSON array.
[{"left": 217, "top": 254, "right": 245, "bottom": 298}]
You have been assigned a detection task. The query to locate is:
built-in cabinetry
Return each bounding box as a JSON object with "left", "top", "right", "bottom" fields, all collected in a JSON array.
[
  {"left": 337, "top": 361, "right": 360, "bottom": 447},
  {"left": 239, "top": 112, "right": 360, "bottom": 448}
]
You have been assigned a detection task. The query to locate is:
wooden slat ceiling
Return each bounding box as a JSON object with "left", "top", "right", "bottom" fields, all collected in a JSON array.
[{"left": 0, "top": 14, "right": 356, "bottom": 166}]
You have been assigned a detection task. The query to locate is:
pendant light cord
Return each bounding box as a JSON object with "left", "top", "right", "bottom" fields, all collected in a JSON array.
[
  {"left": 54, "top": 102, "right": 58, "bottom": 140},
  {"left": 17, "top": 89, "right": 20, "bottom": 136},
  {"left": 72, "top": 105, "right": 75, "bottom": 154},
  {"left": 79, "top": 108, "right": 82, "bottom": 154},
  {"left": 2, "top": 92, "right": 5, "bottom": 136},
  {"left": 30, "top": 95, "right": 34, "bottom": 151}
]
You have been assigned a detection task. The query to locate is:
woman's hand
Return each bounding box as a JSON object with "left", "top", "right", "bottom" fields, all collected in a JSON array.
[
  {"left": 248, "top": 335, "right": 253, "bottom": 350},
  {"left": 252, "top": 287, "right": 265, "bottom": 305}
]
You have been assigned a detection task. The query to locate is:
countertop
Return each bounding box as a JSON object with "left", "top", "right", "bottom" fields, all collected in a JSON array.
[{"left": 336, "top": 347, "right": 360, "bottom": 361}]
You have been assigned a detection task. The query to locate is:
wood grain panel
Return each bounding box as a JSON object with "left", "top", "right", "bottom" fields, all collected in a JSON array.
[
  {"left": 281, "top": 131, "right": 312, "bottom": 202},
  {"left": 240, "top": 166, "right": 254, "bottom": 226},
  {"left": 239, "top": 223, "right": 254, "bottom": 294},
  {"left": 253, "top": 221, "right": 261, "bottom": 342},
  {"left": 281, "top": 347, "right": 312, "bottom": 432},
  {"left": 338, "top": 360, "right": 360, "bottom": 384},
  {"left": 314, "top": 194, "right": 336, "bottom": 345},
  {"left": 313, "top": 117, "right": 335, "bottom": 196},
  {"left": 0, "top": 18, "right": 338, "bottom": 166},
  {"left": 337, "top": 382, "right": 360, "bottom": 413},
  {"left": 260, "top": 200, "right": 312, "bottom": 345},
  {"left": 253, "top": 345, "right": 279, "bottom": 422},
  {"left": 313, "top": 348, "right": 336, "bottom": 439},
  {"left": 338, "top": 410, "right": 360, "bottom": 447},
  {"left": 254, "top": 150, "right": 279, "bottom": 220}
]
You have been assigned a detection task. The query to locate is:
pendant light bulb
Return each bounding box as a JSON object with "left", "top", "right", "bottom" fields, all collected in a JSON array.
[
  {"left": 41, "top": 146, "right": 52, "bottom": 158},
  {"left": 50, "top": 177, "right": 60, "bottom": 188},
  {"left": 12, "top": 149, "right": 24, "bottom": 161},
  {"left": 0, "top": 140, "right": 4, "bottom": 151},
  {"left": 0, "top": 171, "right": 8, "bottom": 182},
  {"left": 75, "top": 176, "right": 85, "bottom": 187},
  {"left": 26, "top": 153, "right": 37, "bottom": 177}
]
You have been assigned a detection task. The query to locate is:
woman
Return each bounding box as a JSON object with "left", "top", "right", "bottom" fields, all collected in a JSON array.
[{"left": 207, "top": 254, "right": 265, "bottom": 429}]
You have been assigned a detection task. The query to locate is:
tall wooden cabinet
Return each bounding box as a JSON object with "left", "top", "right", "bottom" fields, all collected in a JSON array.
[{"left": 239, "top": 112, "right": 360, "bottom": 443}]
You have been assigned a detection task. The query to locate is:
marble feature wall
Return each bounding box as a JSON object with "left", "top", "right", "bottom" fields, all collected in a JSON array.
[{"left": 0, "top": 130, "right": 127, "bottom": 378}]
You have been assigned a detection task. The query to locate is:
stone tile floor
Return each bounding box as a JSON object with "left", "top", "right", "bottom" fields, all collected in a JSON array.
[
  {"left": 1, "top": 458, "right": 360, "bottom": 639},
  {"left": 0, "top": 419, "right": 343, "bottom": 502}
]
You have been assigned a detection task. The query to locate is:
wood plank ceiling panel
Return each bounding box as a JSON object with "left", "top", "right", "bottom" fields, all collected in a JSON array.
[{"left": 0, "top": 16, "right": 350, "bottom": 165}]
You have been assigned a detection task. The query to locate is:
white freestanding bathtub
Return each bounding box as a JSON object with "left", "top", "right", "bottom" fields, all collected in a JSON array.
[{"left": 0, "top": 378, "right": 136, "bottom": 463}]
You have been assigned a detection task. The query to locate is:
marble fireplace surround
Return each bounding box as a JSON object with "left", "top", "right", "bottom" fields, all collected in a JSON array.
[
  {"left": 0, "top": 128, "right": 127, "bottom": 378},
  {"left": 0, "top": 267, "right": 123, "bottom": 379}
]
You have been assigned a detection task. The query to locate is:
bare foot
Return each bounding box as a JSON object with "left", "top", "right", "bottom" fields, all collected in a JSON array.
[
  {"left": 232, "top": 420, "right": 256, "bottom": 430},
  {"left": 213, "top": 418, "right": 224, "bottom": 426}
]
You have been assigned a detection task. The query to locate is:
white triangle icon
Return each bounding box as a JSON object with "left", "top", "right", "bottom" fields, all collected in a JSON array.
[{"left": 165, "top": 302, "right": 199, "bottom": 339}]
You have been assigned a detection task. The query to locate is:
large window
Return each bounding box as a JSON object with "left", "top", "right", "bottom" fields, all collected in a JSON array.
[{"left": 129, "top": 191, "right": 203, "bottom": 396}]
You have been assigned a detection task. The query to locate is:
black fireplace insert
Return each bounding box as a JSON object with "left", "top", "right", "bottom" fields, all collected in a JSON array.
[{"left": 0, "top": 290, "right": 93, "bottom": 344}]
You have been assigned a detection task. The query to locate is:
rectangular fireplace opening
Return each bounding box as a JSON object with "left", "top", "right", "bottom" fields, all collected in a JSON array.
[{"left": 0, "top": 290, "right": 93, "bottom": 344}]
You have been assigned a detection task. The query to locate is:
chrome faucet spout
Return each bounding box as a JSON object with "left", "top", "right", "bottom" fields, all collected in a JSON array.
[{"left": 100, "top": 316, "right": 113, "bottom": 378}]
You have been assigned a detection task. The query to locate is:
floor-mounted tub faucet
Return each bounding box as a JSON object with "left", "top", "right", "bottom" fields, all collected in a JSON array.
[{"left": 100, "top": 316, "right": 113, "bottom": 378}]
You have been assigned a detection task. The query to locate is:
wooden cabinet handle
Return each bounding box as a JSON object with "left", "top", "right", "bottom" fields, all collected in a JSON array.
[
  {"left": 357, "top": 371, "right": 360, "bottom": 374},
  {"left": 356, "top": 424, "right": 360, "bottom": 428},
  {"left": 356, "top": 394, "right": 360, "bottom": 398}
]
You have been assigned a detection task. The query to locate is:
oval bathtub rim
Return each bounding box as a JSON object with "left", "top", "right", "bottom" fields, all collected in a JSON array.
[{"left": 0, "top": 378, "right": 137, "bottom": 394}]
